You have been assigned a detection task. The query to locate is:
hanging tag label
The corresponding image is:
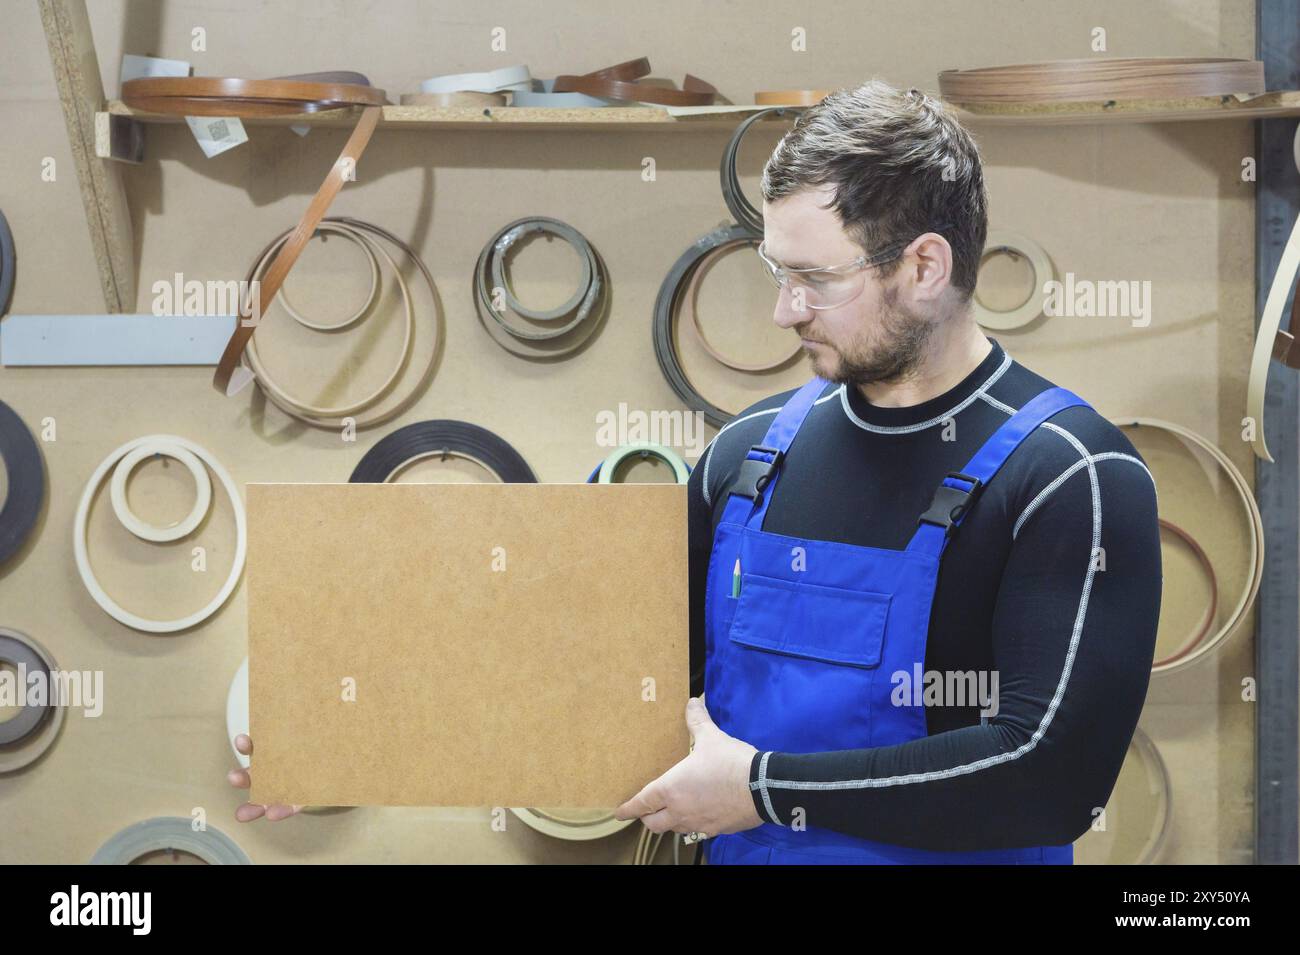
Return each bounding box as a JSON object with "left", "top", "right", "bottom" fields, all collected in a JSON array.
[
  {"left": 119, "top": 53, "right": 249, "bottom": 157},
  {"left": 184, "top": 115, "right": 248, "bottom": 158}
]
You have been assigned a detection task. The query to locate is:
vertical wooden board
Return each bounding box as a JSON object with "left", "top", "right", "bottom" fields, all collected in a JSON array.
[
  {"left": 246, "top": 482, "right": 690, "bottom": 807},
  {"left": 38, "top": 0, "right": 135, "bottom": 310}
]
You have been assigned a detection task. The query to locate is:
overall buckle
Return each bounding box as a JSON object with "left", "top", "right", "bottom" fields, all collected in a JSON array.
[
  {"left": 729, "top": 445, "right": 785, "bottom": 502},
  {"left": 919, "top": 471, "right": 983, "bottom": 536}
]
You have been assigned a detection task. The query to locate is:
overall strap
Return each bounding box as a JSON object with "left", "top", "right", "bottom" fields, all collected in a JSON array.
[
  {"left": 719, "top": 377, "right": 829, "bottom": 529},
  {"left": 907, "top": 386, "right": 1092, "bottom": 557}
]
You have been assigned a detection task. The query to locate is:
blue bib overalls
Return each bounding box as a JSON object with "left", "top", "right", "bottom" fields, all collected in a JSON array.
[{"left": 704, "top": 376, "right": 1090, "bottom": 865}]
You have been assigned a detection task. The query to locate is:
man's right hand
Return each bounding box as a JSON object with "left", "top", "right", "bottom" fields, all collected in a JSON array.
[{"left": 226, "top": 734, "right": 303, "bottom": 823}]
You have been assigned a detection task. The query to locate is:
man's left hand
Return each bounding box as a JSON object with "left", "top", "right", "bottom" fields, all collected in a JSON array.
[{"left": 615, "top": 697, "right": 763, "bottom": 836}]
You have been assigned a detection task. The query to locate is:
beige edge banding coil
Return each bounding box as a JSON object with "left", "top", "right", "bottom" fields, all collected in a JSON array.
[
  {"left": 1112, "top": 417, "right": 1264, "bottom": 675},
  {"left": 974, "top": 230, "right": 1054, "bottom": 331},
  {"left": 1246, "top": 206, "right": 1300, "bottom": 462},
  {"left": 510, "top": 807, "right": 634, "bottom": 841},
  {"left": 243, "top": 221, "right": 415, "bottom": 420}
]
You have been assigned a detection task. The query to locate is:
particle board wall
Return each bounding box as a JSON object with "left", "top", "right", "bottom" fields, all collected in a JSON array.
[{"left": 0, "top": 0, "right": 1265, "bottom": 863}]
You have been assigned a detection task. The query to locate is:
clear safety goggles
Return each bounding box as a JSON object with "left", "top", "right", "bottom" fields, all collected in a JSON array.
[{"left": 756, "top": 225, "right": 952, "bottom": 311}]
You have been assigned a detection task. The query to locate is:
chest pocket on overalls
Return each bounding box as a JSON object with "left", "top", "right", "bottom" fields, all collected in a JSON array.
[{"left": 728, "top": 573, "right": 891, "bottom": 668}]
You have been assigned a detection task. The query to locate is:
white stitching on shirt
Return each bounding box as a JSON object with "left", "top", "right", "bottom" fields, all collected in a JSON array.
[
  {"left": 748, "top": 751, "right": 782, "bottom": 824},
  {"left": 837, "top": 348, "right": 1013, "bottom": 435},
  {"left": 1013, "top": 452, "right": 1154, "bottom": 540},
  {"left": 980, "top": 391, "right": 1016, "bottom": 416},
  {"left": 705, "top": 351, "right": 1012, "bottom": 504}
]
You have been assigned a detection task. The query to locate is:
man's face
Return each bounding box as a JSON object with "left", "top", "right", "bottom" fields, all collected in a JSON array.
[{"left": 762, "top": 185, "right": 933, "bottom": 386}]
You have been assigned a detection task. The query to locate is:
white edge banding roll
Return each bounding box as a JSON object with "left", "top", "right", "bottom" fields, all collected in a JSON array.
[
  {"left": 109, "top": 439, "right": 213, "bottom": 543},
  {"left": 973, "top": 230, "right": 1054, "bottom": 331},
  {"left": 74, "top": 435, "right": 247, "bottom": 634},
  {"left": 418, "top": 65, "right": 532, "bottom": 95}
]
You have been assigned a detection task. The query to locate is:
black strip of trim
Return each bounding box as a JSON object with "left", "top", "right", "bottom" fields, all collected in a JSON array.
[
  {"left": 349, "top": 420, "right": 536, "bottom": 484},
  {"left": 0, "top": 400, "right": 45, "bottom": 567}
]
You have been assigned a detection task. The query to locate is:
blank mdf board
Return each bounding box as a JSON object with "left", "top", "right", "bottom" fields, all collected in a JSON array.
[{"left": 246, "top": 482, "right": 690, "bottom": 808}]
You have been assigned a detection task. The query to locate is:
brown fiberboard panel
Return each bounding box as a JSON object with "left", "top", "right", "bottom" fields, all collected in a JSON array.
[{"left": 246, "top": 482, "right": 690, "bottom": 808}]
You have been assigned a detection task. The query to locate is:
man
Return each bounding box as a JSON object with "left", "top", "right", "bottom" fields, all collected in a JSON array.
[
  {"left": 612, "top": 81, "right": 1162, "bottom": 863},
  {"left": 229, "top": 81, "right": 1162, "bottom": 863}
]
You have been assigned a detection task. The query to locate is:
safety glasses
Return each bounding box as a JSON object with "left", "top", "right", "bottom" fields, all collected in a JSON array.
[{"left": 756, "top": 225, "right": 952, "bottom": 311}]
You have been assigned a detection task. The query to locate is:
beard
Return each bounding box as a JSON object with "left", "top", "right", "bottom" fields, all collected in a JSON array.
[{"left": 807, "top": 284, "right": 934, "bottom": 386}]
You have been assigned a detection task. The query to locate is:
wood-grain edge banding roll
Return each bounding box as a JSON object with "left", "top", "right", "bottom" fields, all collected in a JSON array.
[
  {"left": 121, "top": 74, "right": 388, "bottom": 397},
  {"left": 938, "top": 58, "right": 1265, "bottom": 105},
  {"left": 552, "top": 57, "right": 717, "bottom": 106},
  {"left": 754, "top": 90, "right": 833, "bottom": 106}
]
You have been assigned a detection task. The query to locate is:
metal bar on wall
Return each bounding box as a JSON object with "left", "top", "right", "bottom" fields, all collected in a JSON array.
[{"left": 1254, "top": 0, "right": 1299, "bottom": 865}]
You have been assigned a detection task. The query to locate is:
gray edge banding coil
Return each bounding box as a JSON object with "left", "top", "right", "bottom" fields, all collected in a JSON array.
[
  {"left": 0, "top": 628, "right": 65, "bottom": 774},
  {"left": 720, "top": 107, "right": 798, "bottom": 236},
  {"left": 0, "top": 400, "right": 45, "bottom": 566},
  {"left": 0, "top": 209, "right": 14, "bottom": 317},
  {"left": 91, "top": 817, "right": 253, "bottom": 864},
  {"left": 0, "top": 631, "right": 53, "bottom": 745},
  {"left": 653, "top": 224, "right": 760, "bottom": 428},
  {"left": 473, "top": 216, "right": 606, "bottom": 353}
]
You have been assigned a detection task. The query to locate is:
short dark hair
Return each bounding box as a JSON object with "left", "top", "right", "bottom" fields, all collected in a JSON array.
[{"left": 761, "top": 80, "right": 988, "bottom": 300}]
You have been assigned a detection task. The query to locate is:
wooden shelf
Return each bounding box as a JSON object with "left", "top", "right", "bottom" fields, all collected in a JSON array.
[
  {"left": 101, "top": 102, "right": 754, "bottom": 140},
  {"left": 948, "top": 89, "right": 1300, "bottom": 125},
  {"left": 95, "top": 88, "right": 1300, "bottom": 156},
  {"left": 49, "top": 0, "right": 1300, "bottom": 363},
  {"left": 74, "top": 78, "right": 1300, "bottom": 307}
]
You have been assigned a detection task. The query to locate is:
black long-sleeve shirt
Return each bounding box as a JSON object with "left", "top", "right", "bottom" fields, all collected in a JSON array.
[{"left": 687, "top": 337, "right": 1162, "bottom": 852}]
